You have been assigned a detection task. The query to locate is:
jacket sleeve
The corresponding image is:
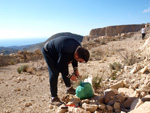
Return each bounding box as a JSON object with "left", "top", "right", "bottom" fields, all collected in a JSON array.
[
  {"left": 72, "top": 59, "right": 78, "bottom": 68},
  {"left": 56, "top": 53, "right": 70, "bottom": 76}
]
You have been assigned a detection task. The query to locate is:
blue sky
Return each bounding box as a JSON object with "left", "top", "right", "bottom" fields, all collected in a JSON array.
[{"left": 0, "top": 0, "right": 150, "bottom": 45}]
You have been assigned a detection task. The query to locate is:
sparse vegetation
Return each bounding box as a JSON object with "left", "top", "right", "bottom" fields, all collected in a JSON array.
[
  {"left": 110, "top": 70, "right": 117, "bottom": 80},
  {"left": 0, "top": 56, "right": 17, "bottom": 67},
  {"left": 90, "top": 47, "right": 109, "bottom": 61},
  {"left": 92, "top": 75, "right": 103, "bottom": 89},
  {"left": 122, "top": 52, "right": 140, "bottom": 65},
  {"left": 109, "top": 62, "right": 122, "bottom": 80},
  {"left": 9, "top": 59, "right": 16, "bottom": 65},
  {"left": 109, "top": 62, "right": 122, "bottom": 71},
  {"left": 115, "top": 49, "right": 140, "bottom": 65},
  {"left": 17, "top": 65, "right": 28, "bottom": 74},
  {"left": 92, "top": 68, "right": 107, "bottom": 89}
]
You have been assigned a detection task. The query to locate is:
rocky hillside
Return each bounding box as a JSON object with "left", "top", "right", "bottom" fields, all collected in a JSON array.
[
  {"left": 0, "top": 49, "right": 43, "bottom": 67},
  {"left": 90, "top": 24, "right": 145, "bottom": 36}
]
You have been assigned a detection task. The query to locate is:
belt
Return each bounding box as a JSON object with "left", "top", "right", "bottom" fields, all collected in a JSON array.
[{"left": 44, "top": 42, "right": 48, "bottom": 52}]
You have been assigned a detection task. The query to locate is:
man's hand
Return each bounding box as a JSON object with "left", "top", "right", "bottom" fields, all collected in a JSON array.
[
  {"left": 67, "top": 67, "right": 81, "bottom": 81},
  {"left": 73, "top": 67, "right": 80, "bottom": 77},
  {"left": 70, "top": 74, "right": 77, "bottom": 81},
  {"left": 74, "top": 70, "right": 79, "bottom": 76}
]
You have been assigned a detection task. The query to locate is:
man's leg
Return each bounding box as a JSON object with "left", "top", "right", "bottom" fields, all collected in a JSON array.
[
  {"left": 142, "top": 33, "right": 145, "bottom": 40},
  {"left": 61, "top": 71, "right": 75, "bottom": 95},
  {"left": 48, "top": 66, "right": 59, "bottom": 97},
  {"left": 42, "top": 48, "right": 59, "bottom": 97},
  {"left": 61, "top": 71, "right": 71, "bottom": 88}
]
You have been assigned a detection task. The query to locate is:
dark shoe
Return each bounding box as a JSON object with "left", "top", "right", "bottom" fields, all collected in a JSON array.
[
  {"left": 66, "top": 87, "right": 75, "bottom": 95},
  {"left": 50, "top": 96, "right": 63, "bottom": 106}
]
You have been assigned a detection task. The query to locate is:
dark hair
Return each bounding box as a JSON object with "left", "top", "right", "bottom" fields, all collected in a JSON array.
[{"left": 77, "top": 47, "right": 90, "bottom": 62}]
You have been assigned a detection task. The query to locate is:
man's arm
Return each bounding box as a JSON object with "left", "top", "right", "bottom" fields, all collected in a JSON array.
[
  {"left": 72, "top": 60, "right": 80, "bottom": 77},
  {"left": 56, "top": 53, "right": 69, "bottom": 76}
]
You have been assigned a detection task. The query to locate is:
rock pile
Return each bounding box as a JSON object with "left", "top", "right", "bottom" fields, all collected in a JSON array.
[{"left": 54, "top": 78, "right": 150, "bottom": 113}]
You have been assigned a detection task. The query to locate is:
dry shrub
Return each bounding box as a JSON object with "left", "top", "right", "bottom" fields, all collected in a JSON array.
[
  {"left": 92, "top": 68, "right": 109, "bottom": 90},
  {"left": 9, "top": 59, "right": 17, "bottom": 65},
  {"left": 109, "top": 62, "right": 122, "bottom": 71},
  {"left": 0, "top": 55, "right": 17, "bottom": 67},
  {"left": 110, "top": 70, "right": 117, "bottom": 80},
  {"left": 90, "top": 47, "right": 109, "bottom": 61},
  {"left": 92, "top": 75, "right": 103, "bottom": 89},
  {"left": 17, "top": 65, "right": 28, "bottom": 74},
  {"left": 115, "top": 49, "right": 140, "bottom": 66},
  {"left": 109, "top": 62, "right": 122, "bottom": 80},
  {"left": 123, "top": 52, "right": 140, "bottom": 65}
]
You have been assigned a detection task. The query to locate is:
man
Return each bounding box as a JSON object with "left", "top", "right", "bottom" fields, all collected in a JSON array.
[
  {"left": 42, "top": 33, "right": 90, "bottom": 106},
  {"left": 141, "top": 24, "right": 148, "bottom": 40}
]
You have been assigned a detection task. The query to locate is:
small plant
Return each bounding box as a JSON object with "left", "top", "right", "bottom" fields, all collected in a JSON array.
[
  {"left": 109, "top": 62, "right": 122, "bottom": 71},
  {"left": 17, "top": 65, "right": 28, "bottom": 74},
  {"left": 110, "top": 70, "right": 117, "bottom": 80},
  {"left": 109, "top": 62, "right": 122, "bottom": 80},
  {"left": 9, "top": 59, "right": 16, "bottom": 65},
  {"left": 17, "top": 68, "right": 21, "bottom": 74},
  {"left": 92, "top": 75, "right": 103, "bottom": 89}
]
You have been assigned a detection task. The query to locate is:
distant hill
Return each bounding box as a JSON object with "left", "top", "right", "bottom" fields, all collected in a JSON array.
[
  {"left": 25, "top": 32, "right": 84, "bottom": 52},
  {"left": 9, "top": 44, "right": 36, "bottom": 50},
  {"left": 0, "top": 44, "right": 35, "bottom": 55},
  {"left": 0, "top": 47, "right": 18, "bottom": 55}
]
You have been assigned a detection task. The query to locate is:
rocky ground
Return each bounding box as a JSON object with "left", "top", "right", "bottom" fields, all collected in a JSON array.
[{"left": 0, "top": 32, "right": 150, "bottom": 113}]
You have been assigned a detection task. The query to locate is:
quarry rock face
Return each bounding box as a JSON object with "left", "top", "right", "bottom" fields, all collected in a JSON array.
[{"left": 89, "top": 24, "right": 145, "bottom": 36}]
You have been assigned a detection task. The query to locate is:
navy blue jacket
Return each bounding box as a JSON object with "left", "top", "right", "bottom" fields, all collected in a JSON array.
[{"left": 46, "top": 36, "right": 81, "bottom": 76}]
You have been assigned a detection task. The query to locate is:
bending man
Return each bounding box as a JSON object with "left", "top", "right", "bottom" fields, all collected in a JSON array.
[{"left": 42, "top": 32, "right": 90, "bottom": 106}]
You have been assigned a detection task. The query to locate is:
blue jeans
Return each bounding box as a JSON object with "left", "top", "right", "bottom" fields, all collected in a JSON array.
[{"left": 42, "top": 48, "right": 71, "bottom": 97}]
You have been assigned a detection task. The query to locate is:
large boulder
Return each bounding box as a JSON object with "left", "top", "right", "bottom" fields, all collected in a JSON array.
[{"left": 129, "top": 102, "right": 150, "bottom": 113}]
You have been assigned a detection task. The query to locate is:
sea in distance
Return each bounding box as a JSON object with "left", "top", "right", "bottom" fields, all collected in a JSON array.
[{"left": 0, "top": 37, "right": 48, "bottom": 47}]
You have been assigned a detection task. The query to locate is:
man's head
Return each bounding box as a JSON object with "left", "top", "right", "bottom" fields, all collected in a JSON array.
[{"left": 74, "top": 46, "right": 90, "bottom": 63}]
